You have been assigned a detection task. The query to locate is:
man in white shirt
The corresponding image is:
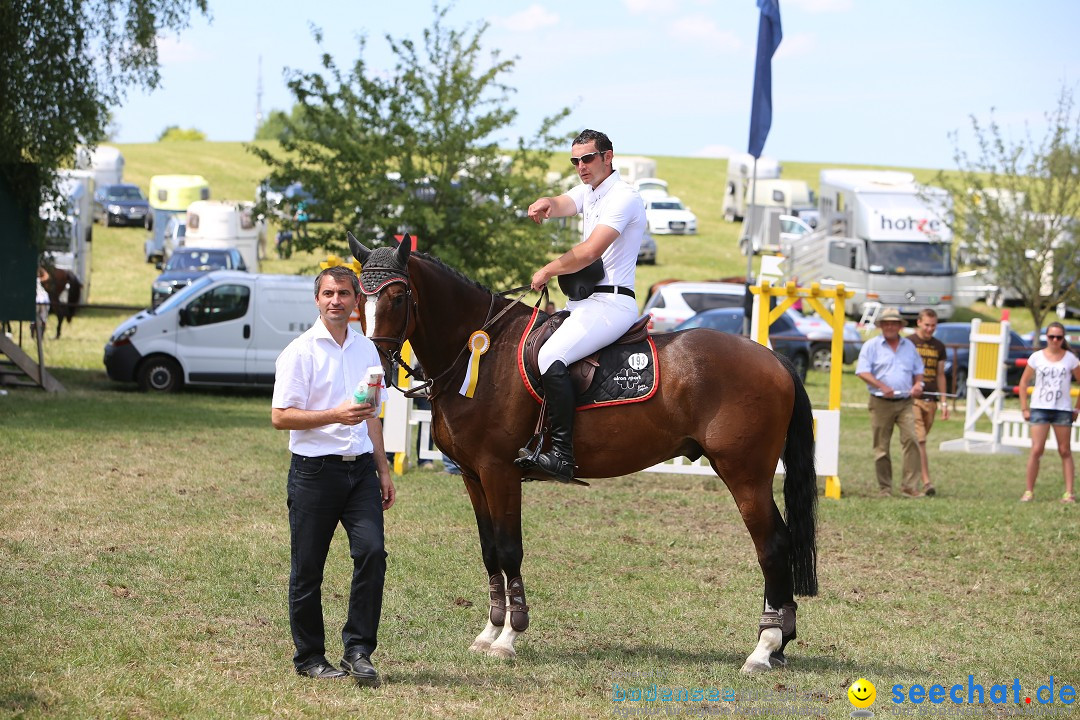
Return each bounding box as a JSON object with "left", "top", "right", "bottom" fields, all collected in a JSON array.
[
  {"left": 516, "top": 129, "right": 646, "bottom": 484},
  {"left": 272, "top": 265, "right": 395, "bottom": 684}
]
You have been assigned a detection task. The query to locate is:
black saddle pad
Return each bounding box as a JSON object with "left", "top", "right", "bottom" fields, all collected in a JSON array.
[{"left": 576, "top": 340, "right": 659, "bottom": 409}]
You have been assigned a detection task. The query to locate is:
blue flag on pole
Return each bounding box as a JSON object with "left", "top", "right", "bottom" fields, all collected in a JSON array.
[{"left": 748, "top": 0, "right": 782, "bottom": 158}]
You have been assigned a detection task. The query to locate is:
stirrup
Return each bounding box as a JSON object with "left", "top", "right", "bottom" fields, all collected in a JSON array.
[{"left": 518, "top": 452, "right": 589, "bottom": 487}]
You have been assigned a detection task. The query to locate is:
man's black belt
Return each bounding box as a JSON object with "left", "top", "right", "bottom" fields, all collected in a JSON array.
[
  {"left": 593, "top": 285, "right": 635, "bottom": 299},
  {"left": 295, "top": 452, "right": 371, "bottom": 463},
  {"left": 873, "top": 395, "right": 910, "bottom": 402}
]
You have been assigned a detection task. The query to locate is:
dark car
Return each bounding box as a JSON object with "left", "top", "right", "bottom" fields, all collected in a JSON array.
[
  {"left": 93, "top": 183, "right": 150, "bottom": 227},
  {"left": 673, "top": 307, "right": 810, "bottom": 381},
  {"left": 933, "top": 322, "right": 1031, "bottom": 398},
  {"left": 151, "top": 247, "right": 247, "bottom": 308},
  {"left": 1022, "top": 325, "right": 1080, "bottom": 357},
  {"left": 637, "top": 232, "right": 657, "bottom": 265}
]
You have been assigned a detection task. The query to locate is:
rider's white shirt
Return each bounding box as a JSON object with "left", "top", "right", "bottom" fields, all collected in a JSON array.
[{"left": 565, "top": 169, "right": 646, "bottom": 290}]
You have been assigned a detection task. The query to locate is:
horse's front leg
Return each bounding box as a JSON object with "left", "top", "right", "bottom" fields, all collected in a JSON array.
[
  {"left": 484, "top": 471, "right": 528, "bottom": 660},
  {"left": 461, "top": 472, "right": 506, "bottom": 653}
]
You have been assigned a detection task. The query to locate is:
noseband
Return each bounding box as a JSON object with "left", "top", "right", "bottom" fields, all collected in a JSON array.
[{"left": 358, "top": 261, "right": 425, "bottom": 396}]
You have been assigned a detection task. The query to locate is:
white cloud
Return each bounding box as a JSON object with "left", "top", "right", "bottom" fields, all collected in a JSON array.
[
  {"left": 489, "top": 5, "right": 559, "bottom": 32},
  {"left": 775, "top": 32, "right": 816, "bottom": 60},
  {"left": 784, "top": 0, "right": 853, "bottom": 13},
  {"left": 624, "top": 0, "right": 680, "bottom": 16},
  {"left": 694, "top": 144, "right": 737, "bottom": 158},
  {"left": 666, "top": 15, "right": 742, "bottom": 51},
  {"left": 156, "top": 35, "right": 203, "bottom": 64}
]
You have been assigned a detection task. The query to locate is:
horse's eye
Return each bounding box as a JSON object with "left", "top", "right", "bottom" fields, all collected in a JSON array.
[{"left": 391, "top": 294, "right": 404, "bottom": 307}]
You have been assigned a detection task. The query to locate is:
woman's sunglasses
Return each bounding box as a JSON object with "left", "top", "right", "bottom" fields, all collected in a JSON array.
[
  {"left": 1047, "top": 334, "right": 1065, "bottom": 340},
  {"left": 570, "top": 151, "right": 605, "bottom": 167}
]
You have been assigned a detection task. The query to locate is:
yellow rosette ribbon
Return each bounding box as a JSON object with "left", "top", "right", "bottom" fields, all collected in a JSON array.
[
  {"left": 459, "top": 330, "right": 491, "bottom": 398},
  {"left": 320, "top": 255, "right": 363, "bottom": 274}
]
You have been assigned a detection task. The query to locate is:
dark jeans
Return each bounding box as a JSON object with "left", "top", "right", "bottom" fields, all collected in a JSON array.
[{"left": 287, "top": 453, "right": 386, "bottom": 669}]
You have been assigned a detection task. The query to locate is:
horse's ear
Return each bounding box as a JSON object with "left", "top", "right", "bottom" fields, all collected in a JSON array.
[
  {"left": 395, "top": 233, "right": 412, "bottom": 266},
  {"left": 347, "top": 231, "right": 371, "bottom": 263}
]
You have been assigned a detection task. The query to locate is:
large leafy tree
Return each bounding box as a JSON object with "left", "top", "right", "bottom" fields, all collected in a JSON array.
[
  {"left": 0, "top": 0, "right": 208, "bottom": 239},
  {"left": 937, "top": 87, "right": 1080, "bottom": 338},
  {"left": 248, "top": 6, "right": 572, "bottom": 288}
]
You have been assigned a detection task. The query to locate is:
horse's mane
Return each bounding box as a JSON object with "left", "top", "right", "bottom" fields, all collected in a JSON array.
[{"left": 413, "top": 251, "right": 495, "bottom": 296}]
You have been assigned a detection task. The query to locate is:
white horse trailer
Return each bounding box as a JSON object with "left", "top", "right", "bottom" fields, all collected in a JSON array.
[{"left": 184, "top": 201, "right": 265, "bottom": 272}]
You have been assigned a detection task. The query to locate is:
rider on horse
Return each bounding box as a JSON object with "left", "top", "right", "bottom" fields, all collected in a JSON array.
[{"left": 515, "top": 129, "right": 647, "bottom": 484}]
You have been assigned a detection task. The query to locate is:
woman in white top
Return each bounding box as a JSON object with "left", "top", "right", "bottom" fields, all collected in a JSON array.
[{"left": 1017, "top": 322, "right": 1080, "bottom": 503}]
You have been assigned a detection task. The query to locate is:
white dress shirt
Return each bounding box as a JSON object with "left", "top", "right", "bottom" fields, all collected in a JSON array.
[
  {"left": 565, "top": 169, "right": 646, "bottom": 290},
  {"left": 272, "top": 317, "right": 387, "bottom": 456}
]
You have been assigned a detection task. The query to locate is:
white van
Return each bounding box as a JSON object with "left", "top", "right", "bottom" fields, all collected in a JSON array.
[
  {"left": 103, "top": 271, "right": 351, "bottom": 392},
  {"left": 184, "top": 200, "right": 265, "bottom": 272}
]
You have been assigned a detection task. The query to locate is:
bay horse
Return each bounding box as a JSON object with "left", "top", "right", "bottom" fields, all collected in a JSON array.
[
  {"left": 349, "top": 234, "right": 818, "bottom": 674},
  {"left": 38, "top": 266, "right": 82, "bottom": 339}
]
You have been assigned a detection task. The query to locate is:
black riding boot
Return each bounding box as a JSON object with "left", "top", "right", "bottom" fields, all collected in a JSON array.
[{"left": 519, "top": 361, "right": 576, "bottom": 483}]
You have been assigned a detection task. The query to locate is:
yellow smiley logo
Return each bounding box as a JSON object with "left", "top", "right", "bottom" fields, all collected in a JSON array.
[{"left": 848, "top": 678, "right": 876, "bottom": 709}]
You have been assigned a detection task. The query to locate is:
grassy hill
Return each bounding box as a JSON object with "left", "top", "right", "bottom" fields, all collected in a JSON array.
[{"left": 106, "top": 141, "right": 955, "bottom": 299}]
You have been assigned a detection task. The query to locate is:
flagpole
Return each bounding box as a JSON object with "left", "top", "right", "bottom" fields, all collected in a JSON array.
[{"left": 743, "top": 157, "right": 758, "bottom": 336}]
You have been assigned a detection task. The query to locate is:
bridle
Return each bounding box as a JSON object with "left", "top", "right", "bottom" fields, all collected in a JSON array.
[{"left": 359, "top": 259, "right": 540, "bottom": 399}]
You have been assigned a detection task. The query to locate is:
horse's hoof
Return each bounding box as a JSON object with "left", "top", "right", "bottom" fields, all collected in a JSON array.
[
  {"left": 468, "top": 639, "right": 492, "bottom": 653},
  {"left": 487, "top": 645, "right": 516, "bottom": 660},
  {"left": 740, "top": 659, "right": 772, "bottom": 675}
]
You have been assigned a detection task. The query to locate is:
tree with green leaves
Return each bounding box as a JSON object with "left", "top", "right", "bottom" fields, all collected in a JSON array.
[
  {"left": 247, "top": 6, "right": 573, "bottom": 288},
  {"left": 937, "top": 87, "right": 1080, "bottom": 339},
  {"left": 254, "top": 105, "right": 315, "bottom": 142},
  {"left": 158, "top": 126, "right": 207, "bottom": 142},
  {"left": 0, "top": 0, "right": 208, "bottom": 242}
]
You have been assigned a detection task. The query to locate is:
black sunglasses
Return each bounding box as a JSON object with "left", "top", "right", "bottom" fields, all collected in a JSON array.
[
  {"left": 1047, "top": 334, "right": 1065, "bottom": 340},
  {"left": 570, "top": 151, "right": 605, "bottom": 167}
]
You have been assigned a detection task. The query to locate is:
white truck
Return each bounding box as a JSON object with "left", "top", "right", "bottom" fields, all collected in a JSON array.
[
  {"left": 782, "top": 169, "right": 955, "bottom": 321},
  {"left": 723, "top": 152, "right": 781, "bottom": 222},
  {"left": 104, "top": 271, "right": 343, "bottom": 392}
]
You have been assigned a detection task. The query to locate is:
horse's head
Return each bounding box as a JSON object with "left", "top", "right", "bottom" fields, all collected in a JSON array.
[{"left": 348, "top": 231, "right": 417, "bottom": 361}]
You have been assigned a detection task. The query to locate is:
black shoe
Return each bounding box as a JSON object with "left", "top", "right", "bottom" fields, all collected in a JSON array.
[
  {"left": 296, "top": 659, "right": 348, "bottom": 679},
  {"left": 341, "top": 649, "right": 380, "bottom": 686},
  {"left": 517, "top": 361, "right": 577, "bottom": 483}
]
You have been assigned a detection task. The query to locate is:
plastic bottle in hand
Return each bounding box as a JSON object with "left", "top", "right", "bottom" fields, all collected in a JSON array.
[{"left": 353, "top": 365, "right": 385, "bottom": 405}]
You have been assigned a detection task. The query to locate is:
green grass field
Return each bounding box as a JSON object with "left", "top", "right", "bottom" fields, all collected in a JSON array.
[{"left": 2, "top": 144, "right": 1078, "bottom": 719}]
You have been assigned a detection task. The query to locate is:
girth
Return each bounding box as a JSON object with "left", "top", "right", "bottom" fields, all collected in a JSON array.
[{"left": 522, "top": 311, "right": 650, "bottom": 395}]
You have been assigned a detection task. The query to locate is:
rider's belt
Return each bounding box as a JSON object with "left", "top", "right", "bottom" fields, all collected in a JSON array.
[{"left": 592, "top": 285, "right": 635, "bottom": 299}]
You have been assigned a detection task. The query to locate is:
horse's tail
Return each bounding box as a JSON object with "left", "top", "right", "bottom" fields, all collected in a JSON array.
[{"left": 778, "top": 354, "right": 818, "bottom": 597}]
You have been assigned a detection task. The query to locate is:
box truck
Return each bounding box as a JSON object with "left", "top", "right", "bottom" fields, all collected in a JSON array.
[
  {"left": 722, "top": 152, "right": 781, "bottom": 222},
  {"left": 782, "top": 169, "right": 955, "bottom": 320},
  {"left": 145, "top": 175, "right": 210, "bottom": 262},
  {"left": 104, "top": 271, "right": 351, "bottom": 392},
  {"left": 184, "top": 200, "right": 265, "bottom": 272}
]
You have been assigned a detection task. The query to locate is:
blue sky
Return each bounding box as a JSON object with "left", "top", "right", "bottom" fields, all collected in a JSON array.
[{"left": 112, "top": 0, "right": 1080, "bottom": 169}]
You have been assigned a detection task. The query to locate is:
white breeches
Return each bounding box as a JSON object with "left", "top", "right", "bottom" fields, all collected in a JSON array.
[{"left": 538, "top": 293, "right": 639, "bottom": 373}]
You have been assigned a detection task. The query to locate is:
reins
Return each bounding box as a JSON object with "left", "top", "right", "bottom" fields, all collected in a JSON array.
[{"left": 371, "top": 276, "right": 545, "bottom": 400}]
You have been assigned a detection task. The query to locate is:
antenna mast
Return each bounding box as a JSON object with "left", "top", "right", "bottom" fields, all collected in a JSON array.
[{"left": 255, "top": 55, "right": 264, "bottom": 137}]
